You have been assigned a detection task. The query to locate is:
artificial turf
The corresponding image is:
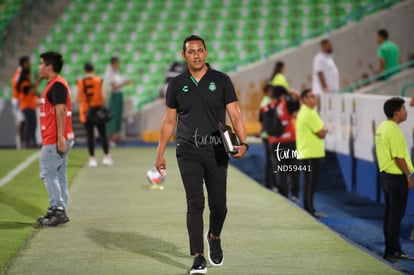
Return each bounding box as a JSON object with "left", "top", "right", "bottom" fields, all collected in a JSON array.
[
  {"left": 2, "top": 147, "right": 398, "bottom": 274},
  {"left": 0, "top": 148, "right": 87, "bottom": 274}
]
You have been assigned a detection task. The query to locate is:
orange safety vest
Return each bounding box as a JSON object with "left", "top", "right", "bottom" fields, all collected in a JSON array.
[
  {"left": 77, "top": 76, "right": 104, "bottom": 123},
  {"left": 39, "top": 76, "right": 74, "bottom": 145},
  {"left": 11, "top": 67, "right": 21, "bottom": 99},
  {"left": 18, "top": 79, "right": 38, "bottom": 110}
]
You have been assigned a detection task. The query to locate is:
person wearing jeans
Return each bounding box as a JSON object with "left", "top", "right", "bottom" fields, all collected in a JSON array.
[
  {"left": 37, "top": 51, "right": 75, "bottom": 226},
  {"left": 40, "top": 140, "right": 74, "bottom": 209}
]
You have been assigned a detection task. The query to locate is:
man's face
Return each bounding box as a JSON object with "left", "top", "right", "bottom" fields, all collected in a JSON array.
[
  {"left": 38, "top": 58, "right": 50, "bottom": 78},
  {"left": 23, "top": 60, "right": 31, "bottom": 70},
  {"left": 303, "top": 91, "right": 317, "bottom": 107},
  {"left": 182, "top": 40, "right": 208, "bottom": 72},
  {"left": 265, "top": 88, "right": 273, "bottom": 97},
  {"left": 376, "top": 34, "right": 383, "bottom": 45},
  {"left": 112, "top": 60, "right": 120, "bottom": 70},
  {"left": 323, "top": 41, "right": 333, "bottom": 54},
  {"left": 396, "top": 104, "right": 408, "bottom": 122}
]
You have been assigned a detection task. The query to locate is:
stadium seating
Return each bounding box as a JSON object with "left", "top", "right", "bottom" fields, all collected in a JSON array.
[
  {"left": 25, "top": 0, "right": 400, "bottom": 111},
  {"left": 0, "top": 0, "right": 24, "bottom": 28}
]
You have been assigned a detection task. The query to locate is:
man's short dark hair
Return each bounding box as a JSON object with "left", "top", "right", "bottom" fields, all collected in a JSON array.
[
  {"left": 301, "top": 88, "right": 312, "bottom": 99},
  {"left": 320, "top": 39, "right": 330, "bottom": 46},
  {"left": 272, "top": 85, "right": 288, "bottom": 99},
  {"left": 378, "top": 29, "right": 389, "bottom": 40},
  {"left": 40, "top": 51, "right": 63, "bottom": 73},
  {"left": 182, "top": 35, "right": 207, "bottom": 52},
  {"left": 263, "top": 83, "right": 273, "bottom": 94},
  {"left": 84, "top": 63, "right": 94, "bottom": 72},
  {"left": 384, "top": 97, "right": 405, "bottom": 118},
  {"left": 110, "top": 56, "right": 119, "bottom": 65},
  {"left": 19, "top": 56, "right": 30, "bottom": 67}
]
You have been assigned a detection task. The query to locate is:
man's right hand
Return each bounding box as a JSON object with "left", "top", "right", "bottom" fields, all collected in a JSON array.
[
  {"left": 408, "top": 176, "right": 414, "bottom": 190},
  {"left": 155, "top": 155, "right": 166, "bottom": 174}
]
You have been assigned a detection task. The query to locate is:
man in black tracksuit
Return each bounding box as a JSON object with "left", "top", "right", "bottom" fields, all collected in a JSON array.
[{"left": 155, "top": 35, "right": 248, "bottom": 274}]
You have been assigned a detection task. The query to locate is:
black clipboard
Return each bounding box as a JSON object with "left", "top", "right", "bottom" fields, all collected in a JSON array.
[{"left": 218, "top": 122, "right": 240, "bottom": 154}]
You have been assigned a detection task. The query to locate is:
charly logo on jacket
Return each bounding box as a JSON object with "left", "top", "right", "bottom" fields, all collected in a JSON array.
[
  {"left": 182, "top": 85, "right": 189, "bottom": 92},
  {"left": 209, "top": 82, "right": 216, "bottom": 92}
]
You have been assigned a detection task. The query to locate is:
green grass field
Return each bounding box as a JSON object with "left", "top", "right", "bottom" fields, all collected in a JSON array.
[
  {"left": 1, "top": 147, "right": 399, "bottom": 274},
  {"left": 0, "top": 148, "right": 87, "bottom": 274}
]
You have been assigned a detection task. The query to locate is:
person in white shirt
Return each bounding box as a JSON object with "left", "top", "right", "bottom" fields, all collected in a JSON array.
[
  {"left": 312, "top": 39, "right": 339, "bottom": 96},
  {"left": 104, "top": 56, "right": 131, "bottom": 147}
]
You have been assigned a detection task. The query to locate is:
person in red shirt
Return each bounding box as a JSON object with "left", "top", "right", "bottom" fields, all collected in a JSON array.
[
  {"left": 261, "top": 85, "right": 300, "bottom": 201},
  {"left": 37, "top": 51, "right": 75, "bottom": 227}
]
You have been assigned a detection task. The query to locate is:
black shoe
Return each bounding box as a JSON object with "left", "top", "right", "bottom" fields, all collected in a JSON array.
[
  {"left": 312, "top": 212, "right": 328, "bottom": 219},
  {"left": 384, "top": 251, "right": 414, "bottom": 263},
  {"left": 206, "top": 231, "right": 223, "bottom": 266},
  {"left": 38, "top": 208, "right": 69, "bottom": 226},
  {"left": 290, "top": 196, "right": 300, "bottom": 203},
  {"left": 383, "top": 253, "right": 398, "bottom": 263},
  {"left": 189, "top": 255, "right": 207, "bottom": 274},
  {"left": 397, "top": 251, "right": 414, "bottom": 261},
  {"left": 41, "top": 207, "right": 55, "bottom": 218},
  {"left": 37, "top": 207, "right": 55, "bottom": 223}
]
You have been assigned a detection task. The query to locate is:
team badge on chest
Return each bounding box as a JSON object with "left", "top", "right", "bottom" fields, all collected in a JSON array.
[{"left": 209, "top": 82, "right": 216, "bottom": 92}]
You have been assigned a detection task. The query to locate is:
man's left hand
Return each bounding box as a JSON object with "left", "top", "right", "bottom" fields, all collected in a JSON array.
[
  {"left": 232, "top": 144, "right": 248, "bottom": 159},
  {"left": 57, "top": 136, "right": 67, "bottom": 154}
]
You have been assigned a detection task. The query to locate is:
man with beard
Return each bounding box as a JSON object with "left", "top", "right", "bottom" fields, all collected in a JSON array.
[{"left": 312, "top": 39, "right": 340, "bottom": 95}]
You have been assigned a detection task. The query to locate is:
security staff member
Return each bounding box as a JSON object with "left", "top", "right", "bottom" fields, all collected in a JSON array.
[
  {"left": 17, "top": 70, "right": 38, "bottom": 148},
  {"left": 155, "top": 35, "right": 248, "bottom": 274},
  {"left": 375, "top": 97, "right": 414, "bottom": 263},
  {"left": 77, "top": 63, "right": 112, "bottom": 167},
  {"left": 295, "top": 89, "right": 327, "bottom": 218},
  {"left": 262, "top": 85, "right": 299, "bottom": 200},
  {"left": 37, "top": 51, "right": 74, "bottom": 226}
]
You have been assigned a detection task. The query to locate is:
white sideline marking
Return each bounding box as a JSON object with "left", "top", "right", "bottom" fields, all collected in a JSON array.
[{"left": 0, "top": 151, "right": 40, "bottom": 188}]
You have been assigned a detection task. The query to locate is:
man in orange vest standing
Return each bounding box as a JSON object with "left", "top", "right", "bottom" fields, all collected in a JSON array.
[
  {"left": 11, "top": 56, "right": 31, "bottom": 148},
  {"left": 77, "top": 63, "right": 112, "bottom": 167},
  {"left": 16, "top": 68, "right": 39, "bottom": 148},
  {"left": 37, "top": 51, "right": 75, "bottom": 226}
]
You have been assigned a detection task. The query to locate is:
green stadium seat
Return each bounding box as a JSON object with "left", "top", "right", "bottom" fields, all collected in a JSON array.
[
  {"left": 315, "top": 15, "right": 336, "bottom": 28},
  {"left": 27, "top": 0, "right": 399, "bottom": 111},
  {"left": 337, "top": 0, "right": 356, "bottom": 16}
]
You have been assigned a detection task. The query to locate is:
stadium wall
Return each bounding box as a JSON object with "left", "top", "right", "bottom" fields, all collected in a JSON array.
[
  {"left": 224, "top": 0, "right": 414, "bottom": 214},
  {"left": 354, "top": 69, "right": 414, "bottom": 96},
  {"left": 0, "top": 100, "right": 17, "bottom": 147},
  {"left": 319, "top": 92, "right": 414, "bottom": 214},
  {"left": 230, "top": 0, "right": 414, "bottom": 125}
]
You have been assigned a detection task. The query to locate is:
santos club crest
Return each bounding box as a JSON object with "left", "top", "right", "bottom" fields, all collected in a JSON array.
[{"left": 209, "top": 82, "right": 216, "bottom": 92}]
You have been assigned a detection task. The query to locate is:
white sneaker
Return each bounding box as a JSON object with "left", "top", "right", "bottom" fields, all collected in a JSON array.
[
  {"left": 102, "top": 155, "right": 113, "bottom": 166},
  {"left": 88, "top": 158, "right": 98, "bottom": 168}
]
